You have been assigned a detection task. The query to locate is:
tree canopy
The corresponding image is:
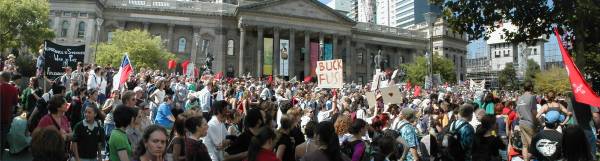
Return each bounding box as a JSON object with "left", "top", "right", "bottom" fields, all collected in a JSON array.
[
  {"left": 431, "top": 0, "right": 600, "bottom": 91},
  {"left": 95, "top": 29, "right": 175, "bottom": 70},
  {"left": 402, "top": 54, "right": 455, "bottom": 86},
  {"left": 524, "top": 59, "right": 541, "bottom": 83},
  {"left": 534, "top": 67, "right": 570, "bottom": 94},
  {"left": 0, "top": 0, "right": 54, "bottom": 52},
  {"left": 498, "top": 63, "right": 518, "bottom": 90}
]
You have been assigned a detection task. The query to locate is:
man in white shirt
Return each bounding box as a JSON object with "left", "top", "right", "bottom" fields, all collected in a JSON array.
[
  {"left": 87, "top": 67, "right": 100, "bottom": 90},
  {"left": 260, "top": 83, "right": 272, "bottom": 101},
  {"left": 205, "top": 101, "right": 230, "bottom": 161},
  {"left": 199, "top": 82, "right": 213, "bottom": 121}
]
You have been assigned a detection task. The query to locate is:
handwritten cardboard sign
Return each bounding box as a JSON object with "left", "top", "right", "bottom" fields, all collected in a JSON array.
[
  {"left": 381, "top": 85, "right": 403, "bottom": 104},
  {"left": 315, "top": 59, "right": 343, "bottom": 88}
]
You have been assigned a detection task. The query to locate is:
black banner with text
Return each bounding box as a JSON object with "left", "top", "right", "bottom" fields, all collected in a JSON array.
[{"left": 44, "top": 40, "right": 85, "bottom": 79}]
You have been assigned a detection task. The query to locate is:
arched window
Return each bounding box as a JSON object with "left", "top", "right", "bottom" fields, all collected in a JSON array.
[
  {"left": 107, "top": 32, "right": 114, "bottom": 43},
  {"left": 77, "top": 22, "right": 86, "bottom": 38},
  {"left": 178, "top": 37, "right": 186, "bottom": 53},
  {"left": 61, "top": 21, "right": 69, "bottom": 37},
  {"left": 357, "top": 51, "right": 363, "bottom": 64},
  {"left": 227, "top": 40, "right": 234, "bottom": 56},
  {"left": 48, "top": 19, "right": 53, "bottom": 29}
]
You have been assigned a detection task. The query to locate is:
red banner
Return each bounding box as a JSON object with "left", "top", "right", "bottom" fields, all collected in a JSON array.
[
  {"left": 310, "top": 42, "right": 319, "bottom": 76},
  {"left": 414, "top": 85, "right": 421, "bottom": 97},
  {"left": 554, "top": 28, "right": 600, "bottom": 107}
]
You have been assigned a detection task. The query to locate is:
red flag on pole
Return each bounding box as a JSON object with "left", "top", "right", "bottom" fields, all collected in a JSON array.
[
  {"left": 554, "top": 28, "right": 600, "bottom": 107},
  {"left": 181, "top": 60, "right": 190, "bottom": 73},
  {"left": 303, "top": 76, "right": 312, "bottom": 83},
  {"left": 414, "top": 85, "right": 421, "bottom": 97},
  {"left": 405, "top": 80, "right": 412, "bottom": 91},
  {"left": 267, "top": 76, "right": 273, "bottom": 85}
]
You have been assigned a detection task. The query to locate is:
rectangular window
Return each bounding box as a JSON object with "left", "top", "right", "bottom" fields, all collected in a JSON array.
[
  {"left": 227, "top": 40, "right": 234, "bottom": 56},
  {"left": 107, "top": 32, "right": 114, "bottom": 43},
  {"left": 79, "top": 13, "right": 88, "bottom": 18},
  {"left": 533, "top": 48, "right": 537, "bottom": 55},
  {"left": 63, "top": 12, "right": 71, "bottom": 17},
  {"left": 495, "top": 51, "right": 500, "bottom": 58}
]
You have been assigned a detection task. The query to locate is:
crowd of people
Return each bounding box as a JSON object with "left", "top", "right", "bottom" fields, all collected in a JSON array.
[{"left": 1, "top": 57, "right": 600, "bottom": 161}]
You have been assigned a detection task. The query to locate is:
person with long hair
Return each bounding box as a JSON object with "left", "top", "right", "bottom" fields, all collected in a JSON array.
[
  {"left": 472, "top": 114, "right": 505, "bottom": 161},
  {"left": 246, "top": 127, "right": 279, "bottom": 161},
  {"left": 536, "top": 91, "right": 572, "bottom": 126},
  {"left": 31, "top": 127, "right": 66, "bottom": 161},
  {"left": 302, "top": 121, "right": 350, "bottom": 161},
  {"left": 562, "top": 125, "right": 593, "bottom": 161},
  {"left": 225, "top": 108, "right": 264, "bottom": 161},
  {"left": 275, "top": 115, "right": 296, "bottom": 161},
  {"left": 133, "top": 125, "right": 169, "bottom": 161},
  {"left": 480, "top": 92, "right": 495, "bottom": 115},
  {"left": 167, "top": 115, "right": 187, "bottom": 161},
  {"left": 36, "top": 95, "right": 72, "bottom": 140},
  {"left": 184, "top": 116, "right": 211, "bottom": 161},
  {"left": 341, "top": 118, "right": 368, "bottom": 161},
  {"left": 334, "top": 115, "right": 353, "bottom": 144}
]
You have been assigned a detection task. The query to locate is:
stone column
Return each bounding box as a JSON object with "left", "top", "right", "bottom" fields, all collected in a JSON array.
[
  {"left": 143, "top": 22, "right": 150, "bottom": 31},
  {"left": 257, "top": 26, "right": 264, "bottom": 77},
  {"left": 215, "top": 28, "right": 226, "bottom": 72},
  {"left": 332, "top": 34, "right": 338, "bottom": 59},
  {"left": 319, "top": 32, "right": 324, "bottom": 60},
  {"left": 273, "top": 27, "right": 280, "bottom": 76},
  {"left": 304, "top": 31, "right": 310, "bottom": 77},
  {"left": 167, "top": 24, "right": 174, "bottom": 52},
  {"left": 345, "top": 36, "right": 352, "bottom": 81},
  {"left": 238, "top": 27, "right": 246, "bottom": 77},
  {"left": 288, "top": 29, "right": 295, "bottom": 79},
  {"left": 191, "top": 27, "right": 201, "bottom": 64}
]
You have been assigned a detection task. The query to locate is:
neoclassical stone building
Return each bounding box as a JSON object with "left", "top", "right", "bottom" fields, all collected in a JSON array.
[{"left": 49, "top": 0, "right": 431, "bottom": 83}]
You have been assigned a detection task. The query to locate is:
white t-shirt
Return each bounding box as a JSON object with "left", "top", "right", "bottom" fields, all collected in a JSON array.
[{"left": 153, "top": 89, "right": 165, "bottom": 105}]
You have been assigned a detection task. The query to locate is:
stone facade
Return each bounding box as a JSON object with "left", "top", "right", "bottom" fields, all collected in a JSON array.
[{"left": 48, "top": 0, "right": 428, "bottom": 83}]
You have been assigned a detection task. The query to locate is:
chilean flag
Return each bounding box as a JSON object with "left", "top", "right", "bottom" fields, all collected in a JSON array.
[
  {"left": 112, "top": 54, "right": 134, "bottom": 91},
  {"left": 554, "top": 28, "right": 600, "bottom": 107}
]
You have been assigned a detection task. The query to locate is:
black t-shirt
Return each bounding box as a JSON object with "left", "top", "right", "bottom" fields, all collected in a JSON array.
[
  {"left": 290, "top": 126, "right": 305, "bottom": 145},
  {"left": 72, "top": 121, "right": 104, "bottom": 159},
  {"left": 225, "top": 130, "right": 253, "bottom": 155},
  {"left": 185, "top": 138, "right": 211, "bottom": 161},
  {"left": 529, "top": 129, "right": 562, "bottom": 161},
  {"left": 275, "top": 133, "right": 295, "bottom": 161},
  {"left": 472, "top": 135, "right": 506, "bottom": 161}
]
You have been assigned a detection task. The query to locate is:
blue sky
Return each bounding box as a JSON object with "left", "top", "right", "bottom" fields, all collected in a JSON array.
[{"left": 319, "top": 0, "right": 331, "bottom": 4}]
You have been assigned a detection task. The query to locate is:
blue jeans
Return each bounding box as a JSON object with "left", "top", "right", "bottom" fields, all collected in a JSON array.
[
  {"left": 585, "top": 128, "right": 597, "bottom": 160},
  {"left": 104, "top": 123, "right": 115, "bottom": 155}
]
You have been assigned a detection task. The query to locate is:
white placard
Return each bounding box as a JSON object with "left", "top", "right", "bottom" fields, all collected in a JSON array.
[{"left": 315, "top": 59, "right": 343, "bottom": 88}]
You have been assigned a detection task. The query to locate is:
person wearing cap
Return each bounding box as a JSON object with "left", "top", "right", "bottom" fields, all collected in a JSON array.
[
  {"left": 529, "top": 110, "right": 564, "bottom": 161},
  {"left": 397, "top": 108, "right": 420, "bottom": 161}
]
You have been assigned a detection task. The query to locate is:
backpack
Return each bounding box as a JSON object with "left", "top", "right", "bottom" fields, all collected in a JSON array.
[
  {"left": 341, "top": 140, "right": 370, "bottom": 161},
  {"left": 440, "top": 121, "right": 468, "bottom": 161}
]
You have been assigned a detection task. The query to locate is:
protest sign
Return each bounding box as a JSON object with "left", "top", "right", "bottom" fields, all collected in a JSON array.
[
  {"left": 365, "top": 92, "right": 377, "bottom": 108},
  {"left": 43, "top": 40, "right": 85, "bottom": 79},
  {"left": 381, "top": 85, "right": 403, "bottom": 104},
  {"left": 315, "top": 59, "right": 343, "bottom": 88}
]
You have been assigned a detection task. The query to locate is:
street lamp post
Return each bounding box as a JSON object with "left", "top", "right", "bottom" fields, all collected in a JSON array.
[
  {"left": 94, "top": 18, "right": 103, "bottom": 63},
  {"left": 424, "top": 12, "right": 437, "bottom": 89}
]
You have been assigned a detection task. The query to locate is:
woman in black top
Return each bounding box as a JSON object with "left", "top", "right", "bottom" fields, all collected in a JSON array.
[
  {"left": 184, "top": 116, "right": 211, "bottom": 161},
  {"left": 472, "top": 114, "right": 506, "bottom": 161},
  {"left": 275, "top": 115, "right": 296, "bottom": 161}
]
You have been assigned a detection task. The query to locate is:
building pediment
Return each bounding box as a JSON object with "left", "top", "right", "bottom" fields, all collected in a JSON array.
[{"left": 237, "top": 0, "right": 355, "bottom": 25}]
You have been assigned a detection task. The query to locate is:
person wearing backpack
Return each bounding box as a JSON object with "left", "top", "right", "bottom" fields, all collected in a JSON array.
[
  {"left": 341, "top": 119, "right": 368, "bottom": 161},
  {"left": 397, "top": 108, "right": 420, "bottom": 161},
  {"left": 441, "top": 103, "right": 475, "bottom": 161}
]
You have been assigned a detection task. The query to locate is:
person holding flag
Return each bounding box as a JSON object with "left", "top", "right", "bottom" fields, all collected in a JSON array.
[{"left": 113, "top": 54, "right": 134, "bottom": 92}]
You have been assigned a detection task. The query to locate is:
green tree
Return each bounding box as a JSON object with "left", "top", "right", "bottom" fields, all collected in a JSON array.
[
  {"left": 524, "top": 59, "right": 541, "bottom": 83},
  {"left": 402, "top": 54, "right": 455, "bottom": 86},
  {"left": 498, "top": 63, "right": 518, "bottom": 90},
  {"left": 0, "top": 0, "right": 54, "bottom": 52},
  {"left": 96, "top": 29, "right": 175, "bottom": 70},
  {"left": 534, "top": 67, "right": 570, "bottom": 94},
  {"left": 431, "top": 0, "right": 600, "bottom": 91}
]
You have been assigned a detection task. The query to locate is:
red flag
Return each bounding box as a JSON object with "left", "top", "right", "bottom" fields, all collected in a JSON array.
[
  {"left": 414, "top": 85, "right": 421, "bottom": 97},
  {"left": 554, "top": 28, "right": 600, "bottom": 107},
  {"left": 112, "top": 54, "right": 134, "bottom": 91},
  {"left": 181, "top": 60, "right": 190, "bottom": 73},
  {"left": 194, "top": 67, "right": 199, "bottom": 78},
  {"left": 215, "top": 71, "right": 224, "bottom": 80},
  {"left": 303, "top": 76, "right": 312, "bottom": 83},
  {"left": 405, "top": 80, "right": 412, "bottom": 91},
  {"left": 168, "top": 59, "right": 176, "bottom": 69}
]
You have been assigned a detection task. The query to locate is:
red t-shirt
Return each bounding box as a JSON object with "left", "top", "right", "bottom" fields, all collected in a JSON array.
[
  {"left": 245, "top": 149, "right": 280, "bottom": 161},
  {"left": 0, "top": 83, "right": 18, "bottom": 125},
  {"left": 37, "top": 114, "right": 72, "bottom": 134}
]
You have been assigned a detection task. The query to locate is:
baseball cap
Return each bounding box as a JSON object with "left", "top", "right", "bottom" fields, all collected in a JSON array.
[{"left": 545, "top": 110, "right": 565, "bottom": 124}]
